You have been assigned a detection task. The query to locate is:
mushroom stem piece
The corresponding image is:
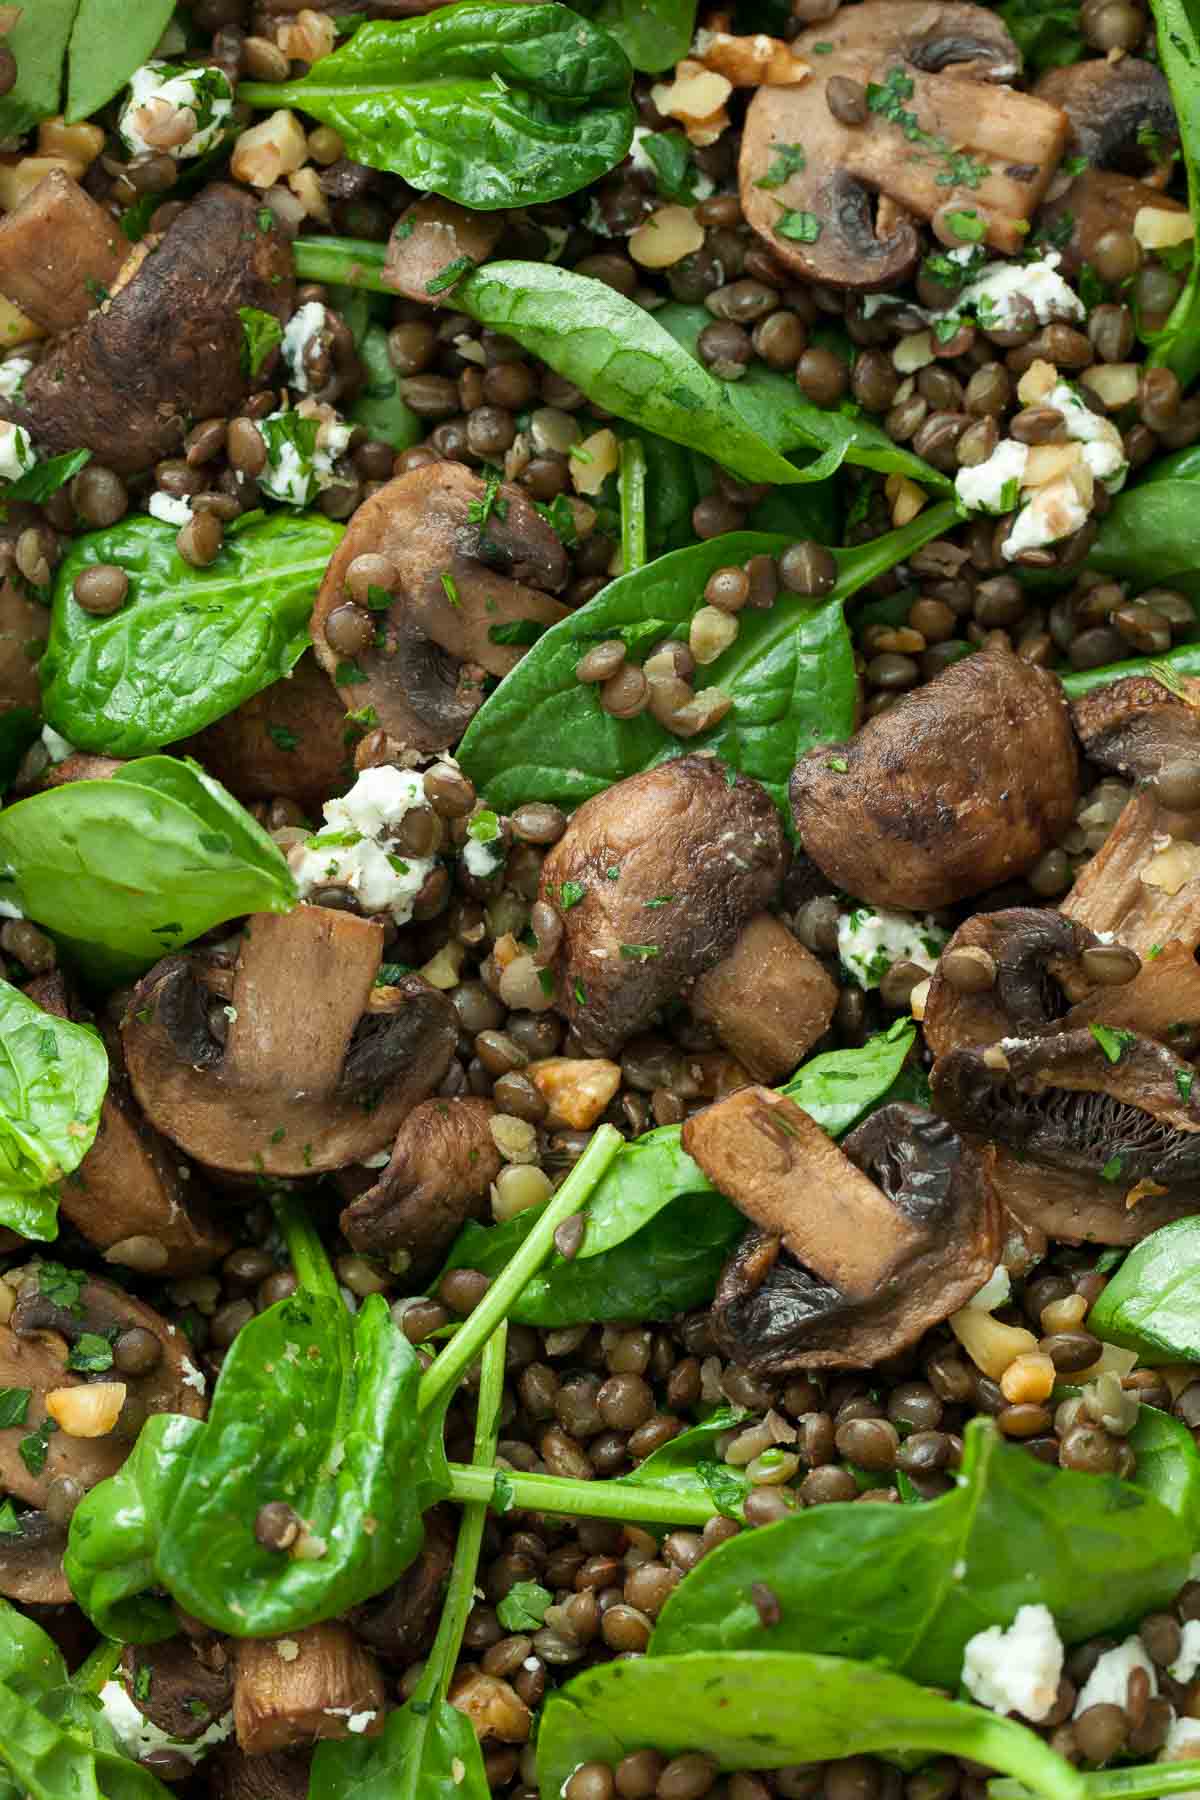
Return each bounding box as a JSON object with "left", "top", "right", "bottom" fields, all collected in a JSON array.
[{"left": 233, "top": 1624, "right": 386, "bottom": 1755}]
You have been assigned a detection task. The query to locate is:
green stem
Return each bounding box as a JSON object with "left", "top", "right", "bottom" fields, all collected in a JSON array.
[
  {"left": 418, "top": 1124, "right": 622, "bottom": 1415},
  {"left": 72, "top": 1640, "right": 123, "bottom": 1696},
  {"left": 620, "top": 437, "right": 648, "bottom": 575},
  {"left": 446, "top": 1460, "right": 720, "bottom": 1528},
  {"left": 1060, "top": 641, "right": 1200, "bottom": 699},
  {"left": 271, "top": 1190, "right": 340, "bottom": 1302},
  {"left": 293, "top": 235, "right": 391, "bottom": 293},
  {"left": 991, "top": 1765, "right": 1200, "bottom": 1800}
]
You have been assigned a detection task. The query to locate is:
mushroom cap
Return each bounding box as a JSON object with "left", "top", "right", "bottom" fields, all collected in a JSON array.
[
  {"left": 0, "top": 1511, "right": 71, "bottom": 1606},
  {"left": 1036, "top": 56, "right": 1178, "bottom": 173},
  {"left": 339, "top": 1096, "right": 501, "bottom": 1274},
  {"left": 922, "top": 908, "right": 1101, "bottom": 1060},
  {"left": 351, "top": 1503, "right": 456, "bottom": 1661},
  {"left": 1061, "top": 787, "right": 1200, "bottom": 960},
  {"left": 122, "top": 906, "right": 458, "bottom": 1175},
  {"left": 382, "top": 195, "right": 505, "bottom": 304},
  {"left": 1070, "top": 673, "right": 1200, "bottom": 785},
  {"left": 690, "top": 911, "right": 838, "bottom": 1085},
  {"left": 988, "top": 1144, "right": 1199, "bottom": 1246},
  {"left": 119, "top": 1638, "right": 233, "bottom": 1745},
  {"left": 539, "top": 756, "right": 788, "bottom": 1056},
  {"left": 184, "top": 653, "right": 352, "bottom": 815},
  {"left": 209, "top": 1747, "right": 313, "bottom": 1800},
  {"left": 790, "top": 648, "right": 1079, "bottom": 910}
]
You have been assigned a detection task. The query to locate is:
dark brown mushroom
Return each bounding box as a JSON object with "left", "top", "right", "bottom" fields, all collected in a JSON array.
[
  {"left": 1037, "top": 57, "right": 1179, "bottom": 177},
  {"left": 0, "top": 184, "right": 294, "bottom": 475},
  {"left": 122, "top": 906, "right": 457, "bottom": 1176},
  {"left": 690, "top": 912, "right": 838, "bottom": 1084},
  {"left": 1038, "top": 169, "right": 1188, "bottom": 277},
  {"left": 987, "top": 1144, "right": 1195, "bottom": 1246},
  {"left": 0, "top": 576, "right": 48, "bottom": 722},
  {"left": 0, "top": 170, "right": 125, "bottom": 336},
  {"left": 538, "top": 757, "right": 788, "bottom": 1057},
  {"left": 339, "top": 1097, "right": 501, "bottom": 1274},
  {"left": 740, "top": 1, "right": 1068, "bottom": 287},
  {"left": 790, "top": 649, "right": 1079, "bottom": 910},
  {"left": 383, "top": 195, "right": 505, "bottom": 305},
  {"left": 311, "top": 464, "right": 569, "bottom": 751},
  {"left": 688, "top": 1092, "right": 998, "bottom": 1371},
  {"left": 1062, "top": 788, "right": 1200, "bottom": 958},
  {"left": 1070, "top": 673, "right": 1200, "bottom": 786},
  {"left": 0, "top": 1509, "right": 70, "bottom": 1606},
  {"left": 922, "top": 908, "right": 1101, "bottom": 1060},
  {"left": 42, "top": 753, "right": 125, "bottom": 787},
  {"left": 351, "top": 1504, "right": 456, "bottom": 1661},
  {"left": 210, "top": 1747, "right": 312, "bottom": 1800},
  {"left": 183, "top": 654, "right": 351, "bottom": 816},
  {"left": 119, "top": 1636, "right": 234, "bottom": 1745},
  {"left": 233, "top": 1623, "right": 386, "bottom": 1754}
]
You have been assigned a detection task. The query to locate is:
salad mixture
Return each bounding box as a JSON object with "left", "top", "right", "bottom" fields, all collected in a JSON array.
[{"left": 2, "top": 0, "right": 1200, "bottom": 1796}]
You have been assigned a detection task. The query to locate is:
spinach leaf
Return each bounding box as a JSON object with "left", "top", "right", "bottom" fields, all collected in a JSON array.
[
  {"left": 0, "top": 977, "right": 108, "bottom": 1243},
  {"left": 1088, "top": 480, "right": 1200, "bottom": 585},
  {"left": 1060, "top": 638, "right": 1200, "bottom": 699},
  {"left": 347, "top": 324, "right": 423, "bottom": 451},
  {"left": 41, "top": 511, "right": 343, "bottom": 755},
  {"left": 620, "top": 437, "right": 648, "bottom": 574},
  {"left": 0, "top": 0, "right": 78, "bottom": 137},
  {"left": 1142, "top": 0, "right": 1200, "bottom": 387},
  {"left": 239, "top": 4, "right": 635, "bottom": 210},
  {"left": 1142, "top": 446, "right": 1200, "bottom": 484},
  {"left": 238, "top": 306, "right": 284, "bottom": 379},
  {"left": 571, "top": 0, "right": 697, "bottom": 71},
  {"left": 64, "top": 0, "right": 177, "bottom": 123},
  {"left": 1127, "top": 1405, "right": 1200, "bottom": 1539},
  {"left": 457, "top": 504, "right": 958, "bottom": 819},
  {"left": 1088, "top": 1217, "right": 1200, "bottom": 1363},
  {"left": 650, "top": 1419, "right": 1193, "bottom": 1685},
  {"left": 537, "top": 1652, "right": 1085, "bottom": 1800},
  {"left": 642, "top": 433, "right": 702, "bottom": 554},
  {"left": 619, "top": 1408, "right": 751, "bottom": 1519},
  {"left": 0, "top": 755, "right": 297, "bottom": 983},
  {"left": 3, "top": 450, "right": 91, "bottom": 506},
  {"left": 995, "top": 0, "right": 1085, "bottom": 75}
]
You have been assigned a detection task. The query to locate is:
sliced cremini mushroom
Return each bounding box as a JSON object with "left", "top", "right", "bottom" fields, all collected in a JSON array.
[
  {"left": 184, "top": 654, "right": 351, "bottom": 817},
  {"left": 122, "top": 906, "right": 457, "bottom": 1176},
  {"left": 339, "top": 1097, "right": 501, "bottom": 1274},
  {"left": 311, "top": 463, "right": 569, "bottom": 751},
  {"left": 690, "top": 911, "right": 838, "bottom": 1084},
  {"left": 686, "top": 1091, "right": 998, "bottom": 1371},
  {"left": 351, "top": 1504, "right": 456, "bottom": 1662},
  {"left": 383, "top": 195, "right": 505, "bottom": 305},
  {"left": 1070, "top": 673, "right": 1200, "bottom": 786},
  {"left": 233, "top": 1623, "right": 386, "bottom": 1754},
  {"left": 0, "top": 1510, "right": 70, "bottom": 1606},
  {"left": 1062, "top": 788, "right": 1200, "bottom": 957},
  {"left": 0, "top": 576, "right": 48, "bottom": 721},
  {"left": 0, "top": 184, "right": 294, "bottom": 475},
  {"left": 210, "top": 1746, "right": 312, "bottom": 1800},
  {"left": 119, "top": 1636, "right": 234, "bottom": 1747},
  {"left": 790, "top": 649, "right": 1079, "bottom": 911},
  {"left": 922, "top": 908, "right": 1101, "bottom": 1060},
  {"left": 538, "top": 756, "right": 787, "bottom": 1057},
  {"left": 1038, "top": 56, "right": 1179, "bottom": 177},
  {"left": 740, "top": 1, "right": 1068, "bottom": 287},
  {"left": 988, "top": 1145, "right": 1193, "bottom": 1247},
  {"left": 0, "top": 169, "right": 125, "bottom": 335},
  {"left": 42, "top": 752, "right": 125, "bottom": 787}
]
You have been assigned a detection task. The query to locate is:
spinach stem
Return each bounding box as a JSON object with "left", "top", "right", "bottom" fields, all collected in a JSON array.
[
  {"left": 293, "top": 235, "right": 391, "bottom": 293},
  {"left": 446, "top": 1460, "right": 721, "bottom": 1528},
  {"left": 990, "top": 1765, "right": 1200, "bottom": 1800},
  {"left": 1060, "top": 641, "right": 1200, "bottom": 699},
  {"left": 71, "top": 1640, "right": 123, "bottom": 1696},
  {"left": 419, "top": 1124, "right": 622, "bottom": 1414},
  {"left": 620, "top": 437, "right": 648, "bottom": 575},
  {"left": 271, "top": 1189, "right": 340, "bottom": 1303}
]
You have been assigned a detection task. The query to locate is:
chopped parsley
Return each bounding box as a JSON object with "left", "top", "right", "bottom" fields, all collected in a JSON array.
[
  {"left": 39, "top": 1263, "right": 84, "bottom": 1314},
  {"left": 496, "top": 1580, "right": 553, "bottom": 1632},
  {"left": 334, "top": 660, "right": 368, "bottom": 686},
  {"left": 643, "top": 895, "right": 675, "bottom": 908},
  {"left": 467, "top": 810, "right": 500, "bottom": 844},
  {"left": 266, "top": 723, "right": 300, "bottom": 752},
  {"left": 574, "top": 979, "right": 587, "bottom": 1005},
  {"left": 238, "top": 306, "right": 284, "bottom": 379},
  {"left": 559, "top": 880, "right": 587, "bottom": 910},
  {"left": 67, "top": 1333, "right": 115, "bottom": 1374},
  {"left": 1089, "top": 1023, "right": 1136, "bottom": 1065},
  {"left": 774, "top": 210, "right": 823, "bottom": 244},
  {"left": 134, "top": 1665, "right": 154, "bottom": 1703},
  {"left": 0, "top": 1387, "right": 31, "bottom": 1429},
  {"left": 441, "top": 570, "right": 461, "bottom": 608},
  {"left": 866, "top": 66, "right": 990, "bottom": 189},
  {"left": 827, "top": 756, "right": 849, "bottom": 773},
  {"left": 944, "top": 209, "right": 986, "bottom": 243},
  {"left": 1178, "top": 1068, "right": 1195, "bottom": 1103},
  {"left": 467, "top": 471, "right": 508, "bottom": 527},
  {"left": 425, "top": 255, "right": 475, "bottom": 296},
  {"left": 19, "top": 1417, "right": 57, "bottom": 1477},
  {"left": 755, "top": 142, "right": 807, "bottom": 190},
  {"left": 0, "top": 1499, "right": 20, "bottom": 1536},
  {"left": 1099, "top": 1155, "right": 1123, "bottom": 1183},
  {"left": 620, "top": 943, "right": 660, "bottom": 961},
  {"left": 638, "top": 130, "right": 704, "bottom": 202}
]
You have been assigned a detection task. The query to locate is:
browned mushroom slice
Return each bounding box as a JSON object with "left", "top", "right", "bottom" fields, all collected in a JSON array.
[
  {"left": 1061, "top": 789, "right": 1200, "bottom": 959},
  {"left": 122, "top": 907, "right": 457, "bottom": 1176},
  {"left": 922, "top": 909, "right": 1101, "bottom": 1059},
  {"left": 690, "top": 912, "right": 838, "bottom": 1084},
  {"left": 1037, "top": 56, "right": 1179, "bottom": 176},
  {"left": 42, "top": 753, "right": 125, "bottom": 787},
  {"left": 183, "top": 654, "right": 351, "bottom": 816},
  {"left": 233, "top": 1623, "right": 386, "bottom": 1754},
  {"left": 118, "top": 1636, "right": 234, "bottom": 1746},
  {"left": 539, "top": 757, "right": 787, "bottom": 1057},
  {"left": 351, "top": 1504, "right": 456, "bottom": 1661},
  {"left": 790, "top": 649, "right": 1079, "bottom": 910},
  {"left": 210, "top": 1747, "right": 312, "bottom": 1800},
  {"left": 311, "top": 463, "right": 569, "bottom": 750},
  {"left": 383, "top": 195, "right": 505, "bottom": 304},
  {"left": 740, "top": 2, "right": 1068, "bottom": 286},
  {"left": 1070, "top": 674, "right": 1200, "bottom": 785},
  {"left": 1038, "top": 168, "right": 1187, "bottom": 277},
  {"left": 990, "top": 1145, "right": 1197, "bottom": 1247},
  {"left": 0, "top": 1510, "right": 70, "bottom": 1605},
  {"left": 690, "top": 1094, "right": 997, "bottom": 1372},
  {"left": 340, "top": 1096, "right": 501, "bottom": 1273},
  {"left": 0, "top": 1272, "right": 206, "bottom": 1508},
  {"left": 0, "top": 184, "right": 294, "bottom": 475},
  {"left": 0, "top": 576, "right": 48, "bottom": 720},
  {"left": 0, "top": 170, "right": 125, "bottom": 335}
]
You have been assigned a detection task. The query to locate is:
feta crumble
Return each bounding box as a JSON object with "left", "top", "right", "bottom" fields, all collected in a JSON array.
[
  {"left": 41, "top": 725, "right": 75, "bottom": 766},
  {"left": 259, "top": 407, "right": 353, "bottom": 508},
  {"left": 1073, "top": 1635, "right": 1158, "bottom": 1716},
  {"left": 282, "top": 301, "right": 328, "bottom": 395},
  {"left": 120, "top": 62, "right": 233, "bottom": 161},
  {"left": 347, "top": 1710, "right": 377, "bottom": 1734},
  {"left": 289, "top": 765, "right": 437, "bottom": 926},
  {"left": 1046, "top": 381, "right": 1128, "bottom": 492},
  {"left": 955, "top": 439, "right": 1029, "bottom": 515},
  {"left": 1172, "top": 1619, "right": 1200, "bottom": 1685},
  {"left": 1003, "top": 478, "right": 1090, "bottom": 561},
  {"left": 100, "top": 1679, "right": 234, "bottom": 1766},
  {"left": 957, "top": 253, "right": 1084, "bottom": 331},
  {"left": 962, "top": 1604, "right": 1064, "bottom": 1722},
  {"left": 180, "top": 1356, "right": 206, "bottom": 1395},
  {"left": 836, "top": 904, "right": 948, "bottom": 991},
  {"left": 148, "top": 491, "right": 194, "bottom": 527},
  {"left": 0, "top": 356, "right": 31, "bottom": 401},
  {"left": 0, "top": 421, "right": 36, "bottom": 482},
  {"left": 1161, "top": 1714, "right": 1200, "bottom": 1798}
]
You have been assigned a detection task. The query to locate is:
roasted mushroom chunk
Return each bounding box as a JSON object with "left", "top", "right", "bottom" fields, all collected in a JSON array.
[
  {"left": 0, "top": 184, "right": 293, "bottom": 475},
  {"left": 312, "top": 463, "right": 569, "bottom": 749},
  {"left": 922, "top": 909, "right": 1101, "bottom": 1060},
  {"left": 210, "top": 1747, "right": 312, "bottom": 1800},
  {"left": 340, "top": 1097, "right": 501, "bottom": 1273},
  {"left": 790, "top": 649, "right": 1079, "bottom": 910},
  {"left": 539, "top": 757, "right": 787, "bottom": 1057},
  {"left": 740, "top": 1, "right": 1068, "bottom": 287},
  {"left": 1070, "top": 673, "right": 1200, "bottom": 786},
  {"left": 184, "top": 654, "right": 351, "bottom": 816},
  {"left": 118, "top": 1636, "right": 234, "bottom": 1750},
  {"left": 0, "top": 169, "right": 125, "bottom": 336},
  {"left": 383, "top": 195, "right": 505, "bottom": 304},
  {"left": 0, "top": 1510, "right": 70, "bottom": 1606},
  {"left": 233, "top": 1623, "right": 386, "bottom": 1754},
  {"left": 1062, "top": 787, "right": 1200, "bottom": 960},
  {"left": 122, "top": 906, "right": 457, "bottom": 1175},
  {"left": 690, "top": 913, "right": 838, "bottom": 1084},
  {"left": 686, "top": 1091, "right": 998, "bottom": 1371},
  {"left": 351, "top": 1504, "right": 456, "bottom": 1661},
  {"left": 0, "top": 577, "right": 48, "bottom": 723}
]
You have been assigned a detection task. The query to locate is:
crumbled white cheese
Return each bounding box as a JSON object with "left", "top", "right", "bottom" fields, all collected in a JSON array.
[
  {"left": 282, "top": 301, "right": 328, "bottom": 395},
  {"left": 179, "top": 1356, "right": 206, "bottom": 1395},
  {"left": 120, "top": 61, "right": 233, "bottom": 160},
  {"left": 0, "top": 421, "right": 35, "bottom": 482},
  {"left": 258, "top": 408, "right": 353, "bottom": 508},
  {"left": 41, "top": 725, "right": 75, "bottom": 766},
  {"left": 1003, "top": 478, "right": 1090, "bottom": 561},
  {"left": 0, "top": 356, "right": 31, "bottom": 400},
  {"left": 99, "top": 1680, "right": 234, "bottom": 1766},
  {"left": 836, "top": 905, "right": 948, "bottom": 991},
  {"left": 962, "top": 1605, "right": 1064, "bottom": 1722},
  {"left": 0, "top": 899, "right": 23, "bottom": 919},
  {"left": 965, "top": 1264, "right": 1012, "bottom": 1312},
  {"left": 289, "top": 764, "right": 436, "bottom": 926},
  {"left": 347, "top": 1711, "right": 377, "bottom": 1734},
  {"left": 464, "top": 836, "right": 504, "bottom": 879},
  {"left": 955, "top": 438, "right": 1029, "bottom": 515},
  {"left": 1073, "top": 1636, "right": 1158, "bottom": 1716},
  {"left": 957, "top": 253, "right": 1084, "bottom": 330},
  {"left": 1161, "top": 1714, "right": 1200, "bottom": 1798},
  {"left": 148, "top": 491, "right": 193, "bottom": 527},
  {"left": 1046, "top": 381, "right": 1128, "bottom": 492},
  {"left": 1172, "top": 1620, "right": 1200, "bottom": 1685}
]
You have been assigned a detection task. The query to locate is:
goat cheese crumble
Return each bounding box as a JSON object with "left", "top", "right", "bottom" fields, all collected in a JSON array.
[
  {"left": 962, "top": 1604, "right": 1064, "bottom": 1722},
  {"left": 282, "top": 302, "right": 328, "bottom": 395},
  {"left": 289, "top": 765, "right": 436, "bottom": 926},
  {"left": 99, "top": 1679, "right": 234, "bottom": 1766},
  {"left": 120, "top": 62, "right": 233, "bottom": 160},
  {"left": 837, "top": 905, "right": 948, "bottom": 990},
  {"left": 0, "top": 421, "right": 36, "bottom": 482},
  {"left": 957, "top": 253, "right": 1084, "bottom": 330},
  {"left": 1073, "top": 1635, "right": 1158, "bottom": 1716},
  {"left": 41, "top": 725, "right": 75, "bottom": 766},
  {"left": 259, "top": 408, "right": 353, "bottom": 507},
  {"left": 0, "top": 356, "right": 31, "bottom": 400},
  {"left": 1160, "top": 1715, "right": 1200, "bottom": 1798},
  {"left": 1171, "top": 1620, "right": 1200, "bottom": 1685},
  {"left": 955, "top": 439, "right": 1029, "bottom": 515},
  {"left": 148, "top": 491, "right": 194, "bottom": 527},
  {"left": 1003, "top": 479, "right": 1090, "bottom": 560}
]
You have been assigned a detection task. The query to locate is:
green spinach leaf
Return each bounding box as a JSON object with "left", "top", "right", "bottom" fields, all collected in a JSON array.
[
  {"left": 650, "top": 1420, "right": 1193, "bottom": 1684},
  {"left": 1087, "top": 479, "right": 1200, "bottom": 585},
  {"left": 537, "top": 1652, "right": 1085, "bottom": 1800},
  {"left": 995, "top": 0, "right": 1085, "bottom": 75},
  {"left": 571, "top": 0, "right": 697, "bottom": 70},
  {"left": 64, "top": 0, "right": 177, "bottom": 123},
  {"left": 239, "top": 4, "right": 635, "bottom": 210},
  {"left": 1126, "top": 1405, "right": 1200, "bottom": 1539},
  {"left": 0, "top": 977, "right": 108, "bottom": 1242},
  {"left": 41, "top": 511, "right": 343, "bottom": 755},
  {"left": 619, "top": 1408, "right": 751, "bottom": 1519},
  {"left": 457, "top": 505, "right": 958, "bottom": 819},
  {"left": 1089, "top": 1218, "right": 1200, "bottom": 1363},
  {"left": 0, "top": 755, "right": 297, "bottom": 983},
  {"left": 3, "top": 450, "right": 91, "bottom": 506},
  {"left": 0, "top": 0, "right": 78, "bottom": 137},
  {"left": 1060, "top": 638, "right": 1200, "bottom": 699},
  {"left": 1142, "top": 0, "right": 1200, "bottom": 387},
  {"left": 347, "top": 324, "right": 424, "bottom": 451}
]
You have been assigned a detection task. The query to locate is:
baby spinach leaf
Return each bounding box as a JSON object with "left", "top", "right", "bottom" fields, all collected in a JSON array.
[
  {"left": 1142, "top": 0, "right": 1200, "bottom": 388},
  {"left": 347, "top": 324, "right": 424, "bottom": 451},
  {"left": 1126, "top": 1405, "right": 1200, "bottom": 1539},
  {"left": 0, "top": 977, "right": 108, "bottom": 1243},
  {"left": 1060, "top": 638, "right": 1200, "bottom": 700},
  {"left": 0, "top": 0, "right": 78, "bottom": 137},
  {"left": 571, "top": 0, "right": 698, "bottom": 71},
  {"left": 619, "top": 1408, "right": 751, "bottom": 1519},
  {"left": 1088, "top": 1217, "right": 1200, "bottom": 1363},
  {"left": 651, "top": 1420, "right": 1193, "bottom": 1685},
  {"left": 239, "top": 4, "right": 635, "bottom": 210},
  {"left": 41, "top": 511, "right": 344, "bottom": 755},
  {"left": 0, "top": 755, "right": 297, "bottom": 984},
  {"left": 537, "top": 1652, "right": 1086, "bottom": 1800},
  {"left": 457, "top": 503, "right": 958, "bottom": 819},
  {"left": 1089, "top": 479, "right": 1200, "bottom": 586},
  {"left": 64, "top": 0, "right": 177, "bottom": 124},
  {"left": 995, "top": 0, "right": 1085, "bottom": 75},
  {"left": 3, "top": 450, "right": 91, "bottom": 506}
]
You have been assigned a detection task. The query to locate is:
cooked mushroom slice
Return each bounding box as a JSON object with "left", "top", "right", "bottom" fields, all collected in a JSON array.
[
  {"left": 383, "top": 195, "right": 505, "bottom": 304},
  {"left": 790, "top": 649, "right": 1079, "bottom": 910},
  {"left": 922, "top": 909, "right": 1101, "bottom": 1059},
  {"left": 311, "top": 463, "right": 569, "bottom": 749},
  {"left": 740, "top": 2, "right": 1068, "bottom": 287},
  {"left": 0, "top": 1510, "right": 70, "bottom": 1606},
  {"left": 1038, "top": 57, "right": 1178, "bottom": 177},
  {"left": 0, "top": 577, "right": 48, "bottom": 722},
  {"left": 184, "top": 654, "right": 350, "bottom": 816},
  {"left": 1038, "top": 168, "right": 1188, "bottom": 278},
  {"left": 686, "top": 1091, "right": 998, "bottom": 1372},
  {"left": 1070, "top": 674, "right": 1200, "bottom": 786},
  {"left": 233, "top": 1623, "right": 386, "bottom": 1754},
  {"left": 1062, "top": 789, "right": 1200, "bottom": 959},
  {"left": 123, "top": 907, "right": 457, "bottom": 1176},
  {"left": 690, "top": 913, "right": 838, "bottom": 1084},
  {"left": 0, "top": 1272, "right": 206, "bottom": 1508},
  {"left": 0, "top": 170, "right": 125, "bottom": 335},
  {"left": 539, "top": 757, "right": 787, "bottom": 1057},
  {"left": 0, "top": 184, "right": 293, "bottom": 475},
  {"left": 116, "top": 1636, "right": 234, "bottom": 1750},
  {"left": 210, "top": 1747, "right": 312, "bottom": 1800},
  {"left": 42, "top": 753, "right": 125, "bottom": 787},
  {"left": 340, "top": 1097, "right": 501, "bottom": 1273},
  {"left": 989, "top": 1145, "right": 1197, "bottom": 1247},
  {"left": 26, "top": 972, "right": 231, "bottom": 1275},
  {"left": 351, "top": 1504, "right": 456, "bottom": 1661}
]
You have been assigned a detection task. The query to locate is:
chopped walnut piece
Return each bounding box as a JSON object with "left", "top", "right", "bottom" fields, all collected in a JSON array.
[{"left": 650, "top": 60, "right": 732, "bottom": 147}]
